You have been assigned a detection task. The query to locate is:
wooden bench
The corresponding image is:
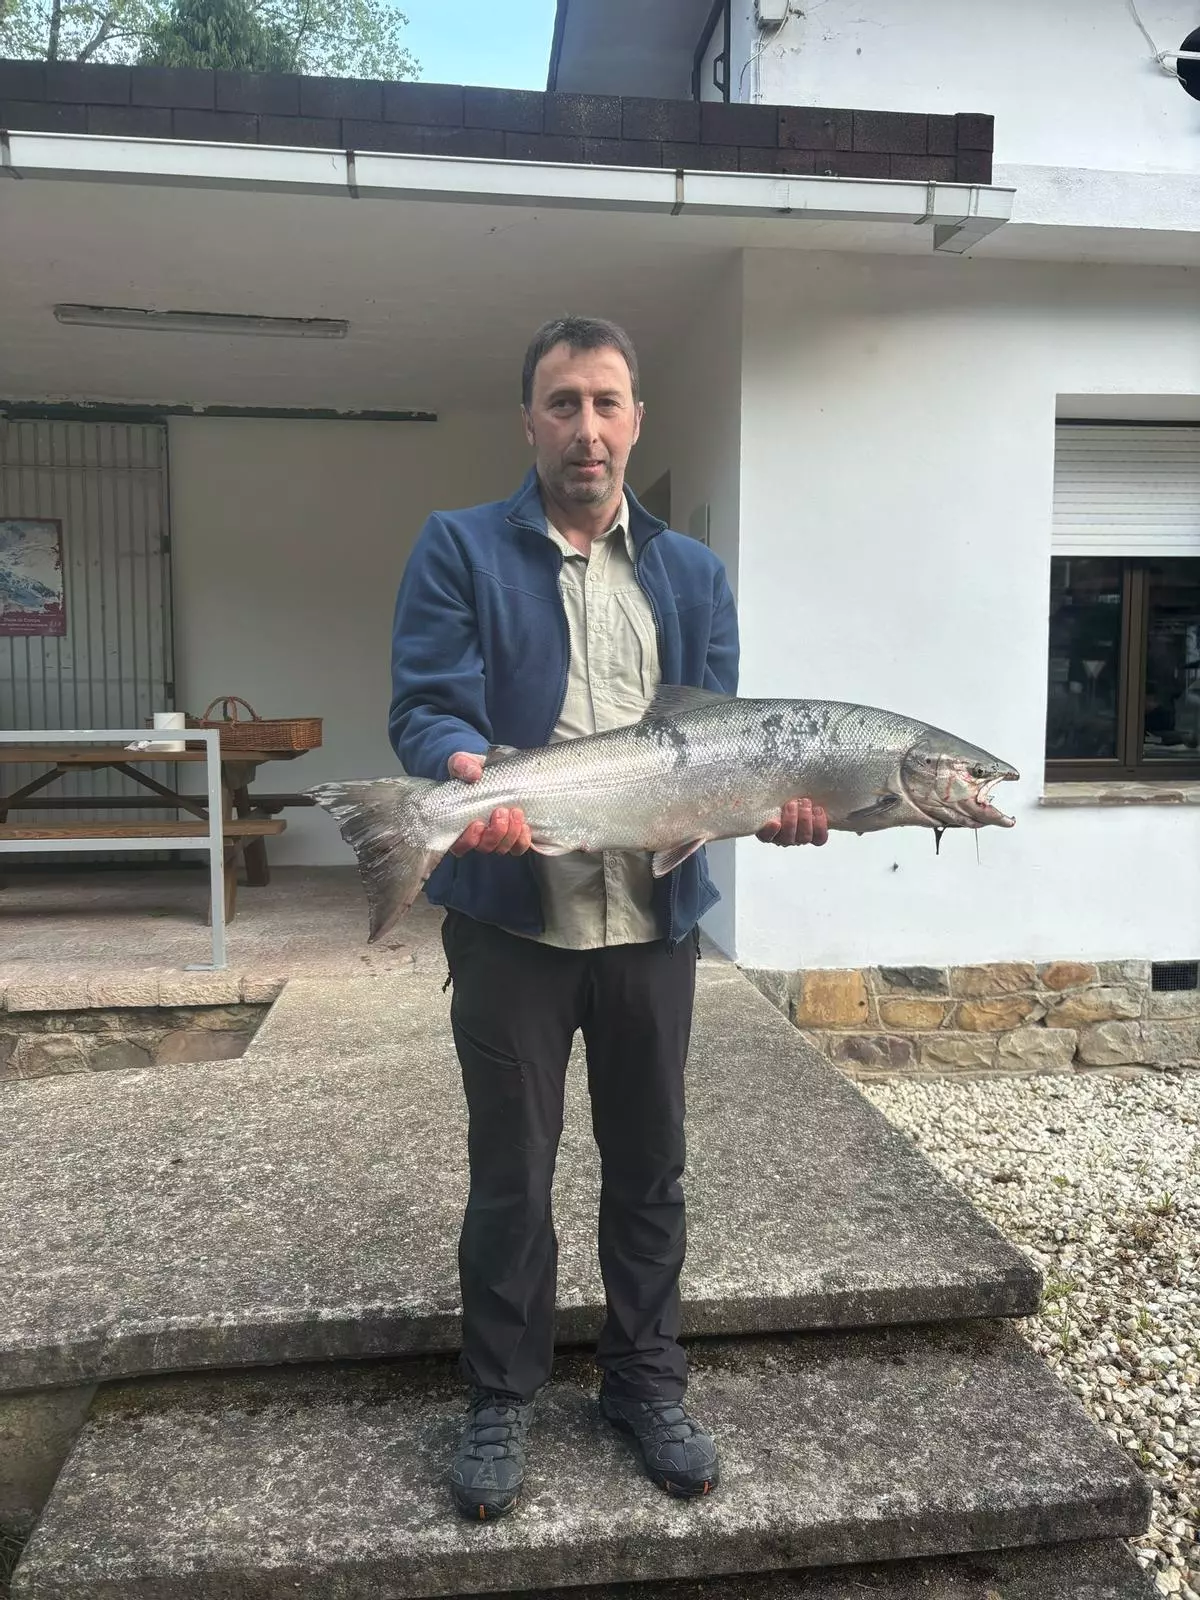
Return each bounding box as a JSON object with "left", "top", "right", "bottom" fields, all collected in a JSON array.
[
  {"left": 0, "top": 818, "right": 286, "bottom": 922},
  {"left": 1, "top": 793, "right": 316, "bottom": 813}
]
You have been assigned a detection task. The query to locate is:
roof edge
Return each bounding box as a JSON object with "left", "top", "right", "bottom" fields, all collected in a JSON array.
[{"left": 547, "top": 0, "right": 569, "bottom": 91}]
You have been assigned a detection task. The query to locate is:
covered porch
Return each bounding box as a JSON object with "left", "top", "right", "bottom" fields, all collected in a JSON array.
[{"left": 1, "top": 118, "right": 1011, "bottom": 977}]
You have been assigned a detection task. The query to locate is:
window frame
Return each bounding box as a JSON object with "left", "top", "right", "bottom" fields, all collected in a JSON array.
[
  {"left": 1045, "top": 557, "right": 1200, "bottom": 783},
  {"left": 692, "top": 0, "right": 731, "bottom": 102}
]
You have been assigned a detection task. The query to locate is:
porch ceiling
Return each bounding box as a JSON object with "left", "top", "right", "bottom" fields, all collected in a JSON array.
[
  {"left": 2, "top": 179, "right": 732, "bottom": 412},
  {"left": 1, "top": 145, "right": 993, "bottom": 413}
]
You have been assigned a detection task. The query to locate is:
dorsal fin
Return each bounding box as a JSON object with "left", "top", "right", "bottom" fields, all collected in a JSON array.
[{"left": 641, "top": 684, "right": 733, "bottom": 721}]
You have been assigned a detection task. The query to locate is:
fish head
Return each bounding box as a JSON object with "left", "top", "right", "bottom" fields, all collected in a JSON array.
[{"left": 900, "top": 734, "right": 1019, "bottom": 830}]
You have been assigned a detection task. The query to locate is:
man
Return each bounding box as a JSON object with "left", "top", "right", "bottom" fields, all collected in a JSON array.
[{"left": 389, "top": 316, "right": 827, "bottom": 1521}]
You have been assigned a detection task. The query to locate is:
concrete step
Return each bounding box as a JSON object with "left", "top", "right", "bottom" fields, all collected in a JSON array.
[
  {"left": 0, "top": 964, "right": 1038, "bottom": 1393},
  {"left": 11, "top": 1324, "right": 1149, "bottom": 1600},
  {"left": 497, "top": 1544, "right": 1159, "bottom": 1599}
]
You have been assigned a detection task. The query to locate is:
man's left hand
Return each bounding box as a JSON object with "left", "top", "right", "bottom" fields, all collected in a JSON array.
[{"left": 757, "top": 798, "right": 829, "bottom": 847}]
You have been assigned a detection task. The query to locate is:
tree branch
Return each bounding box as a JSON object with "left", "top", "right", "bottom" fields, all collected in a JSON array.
[
  {"left": 47, "top": 0, "right": 63, "bottom": 60},
  {"left": 78, "top": 9, "right": 120, "bottom": 59},
  {"left": 291, "top": 0, "right": 316, "bottom": 49}
]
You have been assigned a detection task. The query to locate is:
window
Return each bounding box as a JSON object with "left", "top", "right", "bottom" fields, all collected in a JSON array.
[
  {"left": 692, "top": 0, "right": 730, "bottom": 102},
  {"left": 1046, "top": 424, "right": 1200, "bottom": 782},
  {"left": 1046, "top": 557, "right": 1200, "bottom": 778}
]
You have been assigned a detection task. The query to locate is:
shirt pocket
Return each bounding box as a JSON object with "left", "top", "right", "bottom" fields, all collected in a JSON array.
[{"left": 610, "top": 586, "right": 662, "bottom": 705}]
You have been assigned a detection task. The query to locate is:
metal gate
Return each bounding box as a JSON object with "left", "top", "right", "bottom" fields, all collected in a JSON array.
[{"left": 0, "top": 418, "right": 176, "bottom": 845}]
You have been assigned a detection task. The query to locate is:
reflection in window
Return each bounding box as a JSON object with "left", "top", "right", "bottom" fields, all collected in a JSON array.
[
  {"left": 1143, "top": 559, "right": 1200, "bottom": 761},
  {"left": 1046, "top": 559, "right": 1123, "bottom": 760}
]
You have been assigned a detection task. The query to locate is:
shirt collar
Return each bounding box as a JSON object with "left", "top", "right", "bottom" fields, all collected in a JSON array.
[{"left": 543, "top": 492, "right": 632, "bottom": 560}]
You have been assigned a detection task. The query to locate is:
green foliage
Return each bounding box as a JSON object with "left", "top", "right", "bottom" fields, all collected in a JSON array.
[
  {"left": 140, "top": 0, "right": 292, "bottom": 71},
  {"left": 0, "top": 0, "right": 418, "bottom": 77},
  {"left": 269, "top": 0, "right": 417, "bottom": 79},
  {"left": 1, "top": 0, "right": 160, "bottom": 63}
]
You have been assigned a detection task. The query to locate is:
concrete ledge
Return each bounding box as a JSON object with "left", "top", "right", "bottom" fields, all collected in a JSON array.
[
  {"left": 12, "top": 1325, "right": 1150, "bottom": 1599},
  {"left": 1039, "top": 782, "right": 1200, "bottom": 807},
  {"left": 0, "top": 967, "right": 1039, "bottom": 1392},
  {"left": 521, "top": 1542, "right": 1158, "bottom": 1599},
  {"left": 1, "top": 971, "right": 286, "bottom": 1013},
  {"left": 0, "top": 1388, "right": 95, "bottom": 1538}
]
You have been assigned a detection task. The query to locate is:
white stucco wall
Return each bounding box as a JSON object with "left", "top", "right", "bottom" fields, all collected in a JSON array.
[
  {"left": 734, "top": 0, "right": 1200, "bottom": 176},
  {"left": 637, "top": 261, "right": 745, "bottom": 954},
  {"left": 168, "top": 413, "right": 531, "bottom": 865},
  {"left": 734, "top": 248, "right": 1200, "bottom": 970}
]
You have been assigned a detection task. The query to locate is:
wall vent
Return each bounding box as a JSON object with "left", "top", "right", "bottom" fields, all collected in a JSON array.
[{"left": 1151, "top": 961, "right": 1199, "bottom": 992}]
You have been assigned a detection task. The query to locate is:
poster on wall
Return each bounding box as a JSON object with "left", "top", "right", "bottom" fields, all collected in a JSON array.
[{"left": 0, "top": 518, "right": 66, "bottom": 637}]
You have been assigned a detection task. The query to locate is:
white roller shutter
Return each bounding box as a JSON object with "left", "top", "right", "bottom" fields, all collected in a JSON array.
[{"left": 1053, "top": 425, "right": 1200, "bottom": 557}]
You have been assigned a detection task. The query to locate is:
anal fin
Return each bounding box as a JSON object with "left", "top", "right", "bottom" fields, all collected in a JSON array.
[{"left": 651, "top": 838, "right": 708, "bottom": 878}]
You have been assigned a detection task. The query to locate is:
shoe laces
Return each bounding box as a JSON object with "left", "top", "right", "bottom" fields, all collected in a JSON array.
[
  {"left": 465, "top": 1391, "right": 528, "bottom": 1455},
  {"left": 624, "top": 1396, "right": 698, "bottom": 1443}
]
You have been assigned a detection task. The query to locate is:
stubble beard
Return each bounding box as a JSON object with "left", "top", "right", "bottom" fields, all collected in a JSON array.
[{"left": 550, "top": 459, "right": 616, "bottom": 507}]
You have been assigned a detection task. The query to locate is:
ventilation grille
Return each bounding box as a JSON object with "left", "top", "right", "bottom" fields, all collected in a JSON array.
[{"left": 1151, "top": 961, "right": 1199, "bottom": 993}]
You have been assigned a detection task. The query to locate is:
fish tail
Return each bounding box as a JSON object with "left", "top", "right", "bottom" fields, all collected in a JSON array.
[{"left": 305, "top": 777, "right": 444, "bottom": 945}]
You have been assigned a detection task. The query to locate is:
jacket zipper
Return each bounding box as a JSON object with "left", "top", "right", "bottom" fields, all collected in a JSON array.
[
  {"left": 508, "top": 499, "right": 684, "bottom": 948},
  {"left": 633, "top": 542, "right": 682, "bottom": 953}
]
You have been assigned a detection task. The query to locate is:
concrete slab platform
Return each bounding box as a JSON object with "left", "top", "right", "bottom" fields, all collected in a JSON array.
[
  {"left": 519, "top": 1541, "right": 1159, "bottom": 1600},
  {"left": 0, "top": 966, "right": 1039, "bottom": 1392},
  {"left": 11, "top": 1326, "right": 1150, "bottom": 1600},
  {"left": 0, "top": 867, "right": 441, "bottom": 1010}
]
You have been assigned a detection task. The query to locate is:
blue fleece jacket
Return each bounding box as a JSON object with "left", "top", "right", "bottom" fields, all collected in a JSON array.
[{"left": 388, "top": 467, "right": 739, "bottom": 948}]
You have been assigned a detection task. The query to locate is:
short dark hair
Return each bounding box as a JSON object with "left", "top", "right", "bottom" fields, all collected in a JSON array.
[{"left": 521, "top": 316, "right": 640, "bottom": 407}]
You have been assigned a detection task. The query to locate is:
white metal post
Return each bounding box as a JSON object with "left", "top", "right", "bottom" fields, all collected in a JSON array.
[{"left": 199, "top": 727, "right": 225, "bottom": 971}]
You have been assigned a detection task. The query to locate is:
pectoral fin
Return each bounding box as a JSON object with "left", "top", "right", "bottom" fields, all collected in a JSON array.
[
  {"left": 651, "top": 838, "right": 708, "bottom": 878},
  {"left": 529, "top": 838, "right": 576, "bottom": 858},
  {"left": 485, "top": 744, "right": 523, "bottom": 764},
  {"left": 845, "top": 793, "right": 902, "bottom": 833}
]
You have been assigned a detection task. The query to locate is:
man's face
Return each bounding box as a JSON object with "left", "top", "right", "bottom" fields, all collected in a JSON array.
[{"left": 523, "top": 342, "right": 643, "bottom": 508}]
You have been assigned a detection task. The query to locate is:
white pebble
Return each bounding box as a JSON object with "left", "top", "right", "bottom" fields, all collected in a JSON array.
[{"left": 863, "top": 1070, "right": 1200, "bottom": 1587}]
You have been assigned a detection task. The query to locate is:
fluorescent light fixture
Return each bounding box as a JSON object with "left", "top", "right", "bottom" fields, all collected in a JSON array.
[{"left": 53, "top": 304, "right": 349, "bottom": 338}]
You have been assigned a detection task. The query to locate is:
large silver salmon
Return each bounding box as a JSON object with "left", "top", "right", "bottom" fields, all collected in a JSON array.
[{"left": 307, "top": 685, "right": 1018, "bottom": 944}]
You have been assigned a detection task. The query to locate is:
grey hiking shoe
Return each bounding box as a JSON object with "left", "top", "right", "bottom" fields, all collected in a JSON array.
[
  {"left": 599, "top": 1386, "right": 719, "bottom": 1498},
  {"left": 449, "top": 1389, "right": 534, "bottom": 1521}
]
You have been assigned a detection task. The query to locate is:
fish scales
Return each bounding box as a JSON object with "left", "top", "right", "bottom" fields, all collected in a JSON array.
[{"left": 307, "top": 685, "right": 1019, "bottom": 945}]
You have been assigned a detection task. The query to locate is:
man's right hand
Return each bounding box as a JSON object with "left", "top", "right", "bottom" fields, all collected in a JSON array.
[{"left": 447, "top": 751, "right": 532, "bottom": 857}]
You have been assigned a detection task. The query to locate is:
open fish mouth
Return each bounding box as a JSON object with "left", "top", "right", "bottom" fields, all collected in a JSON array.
[
  {"left": 961, "top": 774, "right": 1018, "bottom": 828},
  {"left": 900, "top": 735, "right": 1020, "bottom": 833}
]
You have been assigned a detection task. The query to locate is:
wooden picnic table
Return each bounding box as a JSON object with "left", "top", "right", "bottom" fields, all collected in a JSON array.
[{"left": 0, "top": 744, "right": 311, "bottom": 919}]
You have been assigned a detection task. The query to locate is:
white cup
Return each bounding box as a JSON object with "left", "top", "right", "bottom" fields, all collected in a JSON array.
[{"left": 152, "top": 711, "right": 186, "bottom": 752}]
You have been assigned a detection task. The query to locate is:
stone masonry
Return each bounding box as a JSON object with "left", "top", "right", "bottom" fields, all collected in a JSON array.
[
  {"left": 742, "top": 961, "right": 1200, "bottom": 1080},
  {"left": 0, "top": 1005, "right": 267, "bottom": 1082}
]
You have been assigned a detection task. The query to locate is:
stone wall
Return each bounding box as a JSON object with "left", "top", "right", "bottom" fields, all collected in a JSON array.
[
  {"left": 741, "top": 962, "right": 1200, "bottom": 1081},
  {"left": 0, "top": 1005, "right": 267, "bottom": 1081}
]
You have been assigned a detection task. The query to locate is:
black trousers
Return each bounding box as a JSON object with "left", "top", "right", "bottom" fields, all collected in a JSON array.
[{"left": 441, "top": 909, "right": 697, "bottom": 1404}]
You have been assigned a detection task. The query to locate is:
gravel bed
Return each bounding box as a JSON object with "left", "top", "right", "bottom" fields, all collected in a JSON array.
[{"left": 862, "top": 1067, "right": 1199, "bottom": 1597}]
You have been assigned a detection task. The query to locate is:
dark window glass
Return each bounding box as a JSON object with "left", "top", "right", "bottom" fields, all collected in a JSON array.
[
  {"left": 1142, "top": 558, "right": 1200, "bottom": 761},
  {"left": 1046, "top": 558, "right": 1123, "bottom": 760}
]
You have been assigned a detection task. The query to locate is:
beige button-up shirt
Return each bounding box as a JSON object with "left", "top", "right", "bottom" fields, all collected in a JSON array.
[{"left": 529, "top": 494, "right": 662, "bottom": 949}]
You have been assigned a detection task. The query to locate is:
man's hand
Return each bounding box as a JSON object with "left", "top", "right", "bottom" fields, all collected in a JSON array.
[
  {"left": 447, "top": 751, "right": 532, "bottom": 857},
  {"left": 756, "top": 798, "right": 829, "bottom": 848}
]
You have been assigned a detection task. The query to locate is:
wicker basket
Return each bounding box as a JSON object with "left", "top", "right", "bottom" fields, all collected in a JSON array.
[{"left": 186, "top": 696, "right": 323, "bottom": 752}]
